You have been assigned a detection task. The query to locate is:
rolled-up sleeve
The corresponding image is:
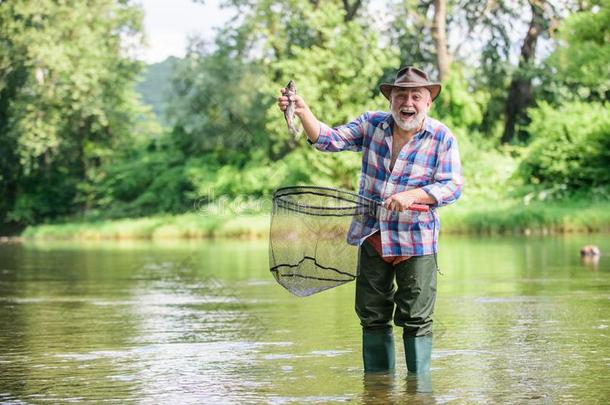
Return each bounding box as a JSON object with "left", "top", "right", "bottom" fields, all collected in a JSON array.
[
  {"left": 308, "top": 112, "right": 369, "bottom": 152},
  {"left": 422, "top": 134, "right": 463, "bottom": 207}
]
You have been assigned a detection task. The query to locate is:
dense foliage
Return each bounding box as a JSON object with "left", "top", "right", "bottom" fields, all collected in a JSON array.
[
  {"left": 520, "top": 101, "right": 610, "bottom": 194},
  {"left": 1, "top": 0, "right": 608, "bottom": 230},
  {"left": 0, "top": 0, "right": 146, "bottom": 225}
]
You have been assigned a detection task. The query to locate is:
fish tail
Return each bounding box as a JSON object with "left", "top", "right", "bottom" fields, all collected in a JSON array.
[{"left": 289, "top": 124, "right": 300, "bottom": 138}]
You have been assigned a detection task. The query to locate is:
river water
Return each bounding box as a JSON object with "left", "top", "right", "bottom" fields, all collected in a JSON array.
[{"left": 0, "top": 235, "right": 608, "bottom": 404}]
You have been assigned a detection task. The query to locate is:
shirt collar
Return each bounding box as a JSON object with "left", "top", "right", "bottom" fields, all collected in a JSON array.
[
  {"left": 380, "top": 114, "right": 393, "bottom": 132},
  {"left": 421, "top": 117, "right": 434, "bottom": 135}
]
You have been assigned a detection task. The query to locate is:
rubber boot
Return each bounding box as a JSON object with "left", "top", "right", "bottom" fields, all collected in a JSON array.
[
  {"left": 362, "top": 330, "right": 395, "bottom": 373},
  {"left": 403, "top": 334, "right": 432, "bottom": 374}
]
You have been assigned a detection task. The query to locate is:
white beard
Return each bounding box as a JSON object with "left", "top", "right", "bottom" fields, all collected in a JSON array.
[{"left": 391, "top": 109, "right": 427, "bottom": 132}]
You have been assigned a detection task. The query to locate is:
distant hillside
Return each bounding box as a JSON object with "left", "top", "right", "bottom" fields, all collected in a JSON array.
[{"left": 135, "top": 56, "right": 180, "bottom": 123}]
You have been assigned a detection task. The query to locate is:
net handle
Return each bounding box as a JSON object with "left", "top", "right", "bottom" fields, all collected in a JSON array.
[
  {"left": 398, "top": 203, "right": 429, "bottom": 212},
  {"left": 373, "top": 200, "right": 429, "bottom": 212}
]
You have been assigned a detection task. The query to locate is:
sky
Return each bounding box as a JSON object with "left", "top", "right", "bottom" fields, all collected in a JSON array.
[{"left": 136, "top": 0, "right": 232, "bottom": 64}]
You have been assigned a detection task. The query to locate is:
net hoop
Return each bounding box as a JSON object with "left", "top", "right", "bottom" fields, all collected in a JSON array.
[{"left": 272, "top": 186, "right": 380, "bottom": 217}]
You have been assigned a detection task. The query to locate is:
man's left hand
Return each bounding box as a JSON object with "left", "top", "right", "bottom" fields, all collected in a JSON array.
[{"left": 383, "top": 190, "right": 419, "bottom": 212}]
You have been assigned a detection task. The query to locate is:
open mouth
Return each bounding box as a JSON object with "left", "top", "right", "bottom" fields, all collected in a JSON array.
[{"left": 399, "top": 108, "right": 416, "bottom": 119}]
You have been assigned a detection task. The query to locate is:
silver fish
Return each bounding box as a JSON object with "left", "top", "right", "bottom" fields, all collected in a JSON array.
[{"left": 284, "top": 80, "right": 299, "bottom": 138}]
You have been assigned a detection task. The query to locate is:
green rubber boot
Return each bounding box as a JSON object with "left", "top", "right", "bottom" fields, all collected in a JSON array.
[
  {"left": 403, "top": 334, "right": 432, "bottom": 374},
  {"left": 362, "top": 330, "right": 396, "bottom": 373}
]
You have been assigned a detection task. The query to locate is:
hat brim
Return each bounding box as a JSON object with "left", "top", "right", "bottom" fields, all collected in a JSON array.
[{"left": 379, "top": 83, "right": 441, "bottom": 102}]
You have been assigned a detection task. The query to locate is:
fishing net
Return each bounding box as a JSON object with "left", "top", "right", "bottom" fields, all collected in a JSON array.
[{"left": 269, "top": 186, "right": 380, "bottom": 297}]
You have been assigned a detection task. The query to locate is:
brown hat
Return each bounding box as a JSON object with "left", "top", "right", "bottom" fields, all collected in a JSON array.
[{"left": 379, "top": 66, "right": 441, "bottom": 101}]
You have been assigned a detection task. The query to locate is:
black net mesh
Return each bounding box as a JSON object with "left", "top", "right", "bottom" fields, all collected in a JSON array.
[{"left": 269, "top": 186, "right": 379, "bottom": 297}]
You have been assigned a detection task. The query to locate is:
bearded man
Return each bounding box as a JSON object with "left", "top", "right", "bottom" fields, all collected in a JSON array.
[{"left": 277, "top": 66, "right": 463, "bottom": 374}]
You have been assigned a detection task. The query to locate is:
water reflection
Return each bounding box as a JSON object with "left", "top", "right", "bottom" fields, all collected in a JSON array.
[
  {"left": 360, "top": 373, "right": 435, "bottom": 404},
  {"left": 405, "top": 372, "right": 433, "bottom": 395},
  {"left": 361, "top": 373, "right": 396, "bottom": 404},
  {"left": 581, "top": 254, "right": 600, "bottom": 268}
]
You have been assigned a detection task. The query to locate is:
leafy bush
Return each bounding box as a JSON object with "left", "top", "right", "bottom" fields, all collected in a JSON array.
[
  {"left": 454, "top": 129, "right": 519, "bottom": 203},
  {"left": 89, "top": 144, "right": 193, "bottom": 218},
  {"left": 186, "top": 147, "right": 361, "bottom": 204},
  {"left": 519, "top": 101, "right": 610, "bottom": 192},
  {"left": 8, "top": 170, "right": 79, "bottom": 224}
]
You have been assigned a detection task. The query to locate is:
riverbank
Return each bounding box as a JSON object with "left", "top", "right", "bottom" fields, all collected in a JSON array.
[
  {"left": 21, "top": 212, "right": 270, "bottom": 241},
  {"left": 20, "top": 199, "right": 610, "bottom": 241},
  {"left": 441, "top": 199, "right": 610, "bottom": 234}
]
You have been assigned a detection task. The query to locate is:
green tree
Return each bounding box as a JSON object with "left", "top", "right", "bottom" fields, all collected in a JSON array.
[
  {"left": 167, "top": 39, "right": 270, "bottom": 160},
  {"left": 169, "top": 0, "right": 397, "bottom": 197},
  {"left": 518, "top": 1, "right": 610, "bottom": 196},
  {"left": 262, "top": 2, "right": 398, "bottom": 157},
  {"left": 0, "top": 0, "right": 145, "bottom": 224},
  {"left": 385, "top": 0, "right": 440, "bottom": 80},
  {"left": 549, "top": 0, "right": 610, "bottom": 100},
  {"left": 501, "top": 0, "right": 549, "bottom": 143}
]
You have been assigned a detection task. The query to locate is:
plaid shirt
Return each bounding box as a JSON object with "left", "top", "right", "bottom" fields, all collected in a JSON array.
[{"left": 310, "top": 111, "right": 462, "bottom": 256}]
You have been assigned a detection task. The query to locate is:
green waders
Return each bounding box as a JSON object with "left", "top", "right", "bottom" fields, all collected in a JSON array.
[{"left": 356, "top": 241, "right": 437, "bottom": 374}]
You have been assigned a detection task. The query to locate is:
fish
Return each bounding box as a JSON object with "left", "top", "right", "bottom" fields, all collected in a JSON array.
[{"left": 283, "top": 80, "right": 299, "bottom": 138}]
